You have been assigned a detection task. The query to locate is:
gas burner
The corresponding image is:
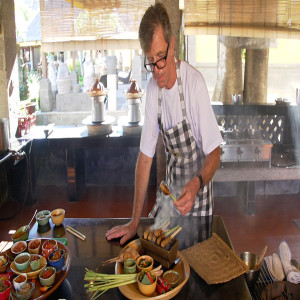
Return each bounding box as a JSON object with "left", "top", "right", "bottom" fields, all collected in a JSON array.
[{"left": 221, "top": 138, "right": 273, "bottom": 166}]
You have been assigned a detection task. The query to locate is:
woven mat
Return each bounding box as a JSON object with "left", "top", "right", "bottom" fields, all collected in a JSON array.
[{"left": 181, "top": 233, "right": 249, "bottom": 284}]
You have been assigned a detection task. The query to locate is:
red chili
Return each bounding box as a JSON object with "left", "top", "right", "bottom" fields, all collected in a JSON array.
[
  {"left": 156, "top": 284, "right": 166, "bottom": 295},
  {"left": 146, "top": 271, "right": 154, "bottom": 284},
  {"left": 157, "top": 277, "right": 170, "bottom": 291}
]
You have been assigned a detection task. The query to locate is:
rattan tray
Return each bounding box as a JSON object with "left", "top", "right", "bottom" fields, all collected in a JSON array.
[{"left": 181, "top": 233, "right": 248, "bottom": 284}]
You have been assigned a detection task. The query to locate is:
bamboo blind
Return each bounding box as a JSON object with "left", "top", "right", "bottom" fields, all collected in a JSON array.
[
  {"left": 184, "top": 0, "right": 300, "bottom": 39},
  {"left": 40, "top": 0, "right": 154, "bottom": 43}
]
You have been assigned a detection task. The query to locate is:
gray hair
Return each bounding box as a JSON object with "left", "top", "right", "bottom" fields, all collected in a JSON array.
[{"left": 138, "top": 3, "right": 172, "bottom": 54}]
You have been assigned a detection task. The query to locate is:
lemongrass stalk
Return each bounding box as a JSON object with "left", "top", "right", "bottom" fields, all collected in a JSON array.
[
  {"left": 86, "top": 278, "right": 137, "bottom": 292},
  {"left": 166, "top": 225, "right": 179, "bottom": 236}
]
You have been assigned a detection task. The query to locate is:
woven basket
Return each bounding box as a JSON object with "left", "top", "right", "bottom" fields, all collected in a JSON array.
[{"left": 57, "top": 79, "right": 72, "bottom": 94}]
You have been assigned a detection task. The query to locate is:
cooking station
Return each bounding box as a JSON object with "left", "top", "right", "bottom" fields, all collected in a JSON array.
[
  {"left": 9, "top": 104, "right": 300, "bottom": 217},
  {"left": 214, "top": 103, "right": 300, "bottom": 215},
  {"left": 221, "top": 137, "right": 273, "bottom": 166}
]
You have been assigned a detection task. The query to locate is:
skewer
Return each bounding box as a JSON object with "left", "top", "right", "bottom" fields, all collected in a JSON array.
[
  {"left": 170, "top": 226, "right": 182, "bottom": 239},
  {"left": 66, "top": 225, "right": 86, "bottom": 241}
]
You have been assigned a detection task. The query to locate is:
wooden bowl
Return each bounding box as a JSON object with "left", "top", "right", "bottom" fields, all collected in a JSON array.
[
  {"left": 136, "top": 255, "right": 154, "bottom": 273},
  {"left": 137, "top": 270, "right": 157, "bottom": 297},
  {"left": 116, "top": 239, "right": 190, "bottom": 300}
]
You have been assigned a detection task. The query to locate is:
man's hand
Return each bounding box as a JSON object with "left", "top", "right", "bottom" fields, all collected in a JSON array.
[
  {"left": 174, "top": 177, "right": 199, "bottom": 215},
  {"left": 105, "top": 221, "right": 138, "bottom": 245}
]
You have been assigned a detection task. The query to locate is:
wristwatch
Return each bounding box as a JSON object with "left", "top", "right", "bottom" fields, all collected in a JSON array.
[{"left": 196, "top": 174, "right": 204, "bottom": 192}]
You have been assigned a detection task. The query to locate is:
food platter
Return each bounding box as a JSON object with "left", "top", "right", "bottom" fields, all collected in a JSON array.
[
  {"left": 5, "top": 238, "right": 71, "bottom": 300},
  {"left": 115, "top": 239, "right": 190, "bottom": 300},
  {"left": 10, "top": 256, "right": 47, "bottom": 279}
]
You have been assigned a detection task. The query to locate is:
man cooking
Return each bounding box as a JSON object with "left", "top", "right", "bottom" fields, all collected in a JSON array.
[{"left": 106, "top": 3, "right": 223, "bottom": 245}]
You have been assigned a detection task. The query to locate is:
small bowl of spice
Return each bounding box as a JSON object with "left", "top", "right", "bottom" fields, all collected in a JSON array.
[
  {"left": 11, "top": 241, "right": 27, "bottom": 256},
  {"left": 39, "top": 267, "right": 56, "bottom": 287},
  {"left": 11, "top": 226, "right": 29, "bottom": 243},
  {"left": 0, "top": 255, "right": 8, "bottom": 274},
  {"left": 42, "top": 239, "right": 58, "bottom": 260},
  {"left": 51, "top": 208, "right": 65, "bottom": 226},
  {"left": 0, "top": 280, "right": 11, "bottom": 300},
  {"left": 136, "top": 255, "right": 154, "bottom": 273},
  {"left": 137, "top": 270, "right": 157, "bottom": 296},
  {"left": 36, "top": 210, "right": 51, "bottom": 226},
  {"left": 48, "top": 249, "right": 65, "bottom": 271},
  {"left": 13, "top": 274, "right": 27, "bottom": 292},
  {"left": 162, "top": 270, "right": 180, "bottom": 288},
  {"left": 29, "top": 254, "right": 42, "bottom": 271},
  {"left": 28, "top": 239, "right": 41, "bottom": 255},
  {"left": 14, "top": 253, "right": 30, "bottom": 272},
  {"left": 15, "top": 281, "right": 35, "bottom": 300}
]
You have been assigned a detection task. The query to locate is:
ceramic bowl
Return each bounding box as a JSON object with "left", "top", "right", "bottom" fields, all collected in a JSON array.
[
  {"left": 136, "top": 255, "right": 154, "bottom": 273},
  {"left": 36, "top": 210, "right": 51, "bottom": 226},
  {"left": 11, "top": 241, "right": 27, "bottom": 256},
  {"left": 15, "top": 281, "right": 35, "bottom": 300},
  {"left": 124, "top": 258, "right": 137, "bottom": 274},
  {"left": 0, "top": 255, "right": 8, "bottom": 274},
  {"left": 29, "top": 254, "right": 42, "bottom": 271},
  {"left": 48, "top": 249, "right": 65, "bottom": 271},
  {"left": 0, "top": 280, "right": 11, "bottom": 300},
  {"left": 14, "top": 253, "right": 30, "bottom": 271},
  {"left": 42, "top": 239, "right": 58, "bottom": 260},
  {"left": 51, "top": 208, "right": 65, "bottom": 226},
  {"left": 11, "top": 226, "right": 29, "bottom": 243},
  {"left": 28, "top": 239, "right": 41, "bottom": 255},
  {"left": 39, "top": 267, "right": 56, "bottom": 286},
  {"left": 163, "top": 270, "right": 180, "bottom": 288},
  {"left": 240, "top": 251, "right": 261, "bottom": 287},
  {"left": 13, "top": 274, "right": 27, "bottom": 292},
  {"left": 137, "top": 270, "right": 157, "bottom": 296}
]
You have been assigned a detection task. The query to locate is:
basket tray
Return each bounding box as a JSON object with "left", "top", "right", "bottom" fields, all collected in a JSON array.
[{"left": 181, "top": 233, "right": 248, "bottom": 284}]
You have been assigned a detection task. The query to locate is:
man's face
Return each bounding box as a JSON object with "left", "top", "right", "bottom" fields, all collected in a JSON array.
[{"left": 145, "top": 26, "right": 171, "bottom": 89}]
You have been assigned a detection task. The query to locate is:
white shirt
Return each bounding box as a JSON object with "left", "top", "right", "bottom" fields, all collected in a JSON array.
[{"left": 140, "top": 61, "right": 223, "bottom": 158}]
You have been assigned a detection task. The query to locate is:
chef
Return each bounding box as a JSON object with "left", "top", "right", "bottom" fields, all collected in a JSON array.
[{"left": 106, "top": 3, "right": 223, "bottom": 245}]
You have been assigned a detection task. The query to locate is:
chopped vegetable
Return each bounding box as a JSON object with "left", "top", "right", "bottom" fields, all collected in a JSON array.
[
  {"left": 146, "top": 271, "right": 154, "bottom": 284},
  {"left": 158, "top": 277, "right": 170, "bottom": 291},
  {"left": 156, "top": 284, "right": 166, "bottom": 295}
]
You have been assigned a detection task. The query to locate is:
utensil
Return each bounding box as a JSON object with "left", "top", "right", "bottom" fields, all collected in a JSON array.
[
  {"left": 160, "top": 183, "right": 177, "bottom": 202},
  {"left": 66, "top": 225, "right": 86, "bottom": 241},
  {"left": 28, "top": 210, "right": 37, "bottom": 228},
  {"left": 255, "top": 245, "right": 268, "bottom": 270}
]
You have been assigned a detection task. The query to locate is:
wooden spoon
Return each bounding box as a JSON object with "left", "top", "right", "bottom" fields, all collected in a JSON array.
[
  {"left": 255, "top": 245, "right": 268, "bottom": 270},
  {"left": 160, "top": 183, "right": 177, "bottom": 202}
]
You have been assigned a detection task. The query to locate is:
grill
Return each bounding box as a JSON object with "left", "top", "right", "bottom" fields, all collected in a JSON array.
[
  {"left": 221, "top": 138, "right": 273, "bottom": 166},
  {"left": 251, "top": 260, "right": 274, "bottom": 299}
]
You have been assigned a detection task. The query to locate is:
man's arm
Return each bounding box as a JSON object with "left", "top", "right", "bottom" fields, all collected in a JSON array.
[
  {"left": 106, "top": 151, "right": 153, "bottom": 244},
  {"left": 175, "top": 146, "right": 221, "bottom": 215}
]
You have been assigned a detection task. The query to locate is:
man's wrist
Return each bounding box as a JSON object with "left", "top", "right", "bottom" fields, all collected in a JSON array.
[{"left": 196, "top": 174, "right": 204, "bottom": 192}]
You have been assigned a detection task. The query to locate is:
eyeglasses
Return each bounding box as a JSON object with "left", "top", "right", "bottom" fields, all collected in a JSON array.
[{"left": 144, "top": 44, "right": 169, "bottom": 73}]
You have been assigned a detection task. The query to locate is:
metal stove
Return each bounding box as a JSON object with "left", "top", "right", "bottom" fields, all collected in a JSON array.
[{"left": 221, "top": 137, "right": 273, "bottom": 167}]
